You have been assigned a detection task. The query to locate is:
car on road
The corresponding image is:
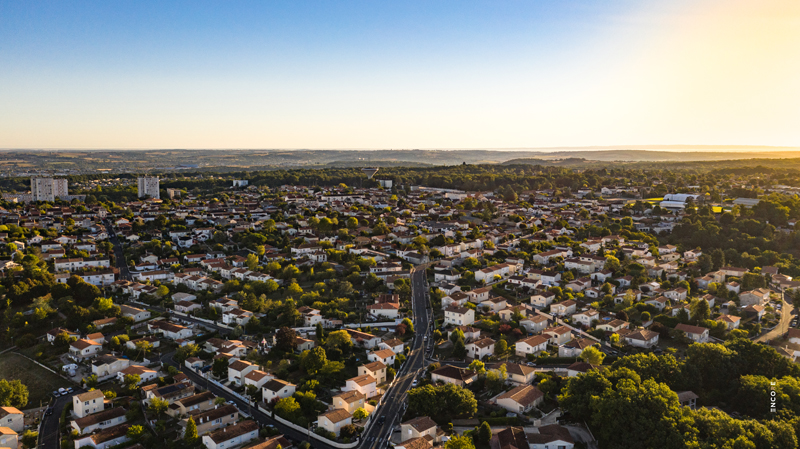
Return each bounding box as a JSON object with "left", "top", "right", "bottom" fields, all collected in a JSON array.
[
  {"left": 45, "top": 407, "right": 53, "bottom": 416},
  {"left": 377, "top": 416, "right": 386, "bottom": 425},
  {"left": 526, "top": 362, "right": 537, "bottom": 367},
  {"left": 412, "top": 378, "right": 418, "bottom": 387}
]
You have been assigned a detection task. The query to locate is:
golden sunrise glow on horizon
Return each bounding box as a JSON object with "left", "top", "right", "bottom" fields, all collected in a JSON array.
[{"left": 0, "top": 0, "right": 798, "bottom": 149}]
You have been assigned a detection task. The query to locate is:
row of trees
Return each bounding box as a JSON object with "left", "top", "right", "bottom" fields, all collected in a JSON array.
[{"left": 559, "top": 338, "right": 800, "bottom": 448}]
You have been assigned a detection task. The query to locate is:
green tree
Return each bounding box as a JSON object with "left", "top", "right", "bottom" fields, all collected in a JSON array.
[
  {"left": 476, "top": 421, "right": 492, "bottom": 445},
  {"left": 274, "top": 397, "right": 301, "bottom": 420},
  {"left": 156, "top": 285, "right": 170, "bottom": 298},
  {"left": 452, "top": 338, "right": 466, "bottom": 359},
  {"left": 558, "top": 370, "right": 612, "bottom": 422},
  {"left": 581, "top": 346, "right": 606, "bottom": 366},
  {"left": 325, "top": 330, "right": 354, "bottom": 355},
  {"left": 123, "top": 374, "right": 141, "bottom": 391},
  {"left": 592, "top": 379, "right": 688, "bottom": 449},
  {"left": 184, "top": 417, "right": 198, "bottom": 443},
  {"left": 444, "top": 435, "right": 476, "bottom": 449},
  {"left": 494, "top": 339, "right": 508, "bottom": 356},
  {"left": 212, "top": 357, "right": 229, "bottom": 379},
  {"left": 401, "top": 317, "right": 414, "bottom": 333},
  {"left": 468, "top": 360, "right": 485, "bottom": 374},
  {"left": 0, "top": 379, "right": 28, "bottom": 408},
  {"left": 83, "top": 375, "right": 99, "bottom": 389},
  {"left": 690, "top": 299, "right": 710, "bottom": 322},
  {"left": 246, "top": 253, "right": 260, "bottom": 271},
  {"left": 353, "top": 407, "right": 368, "bottom": 421},
  {"left": 21, "top": 430, "right": 38, "bottom": 449},
  {"left": 126, "top": 425, "right": 146, "bottom": 441},
  {"left": 275, "top": 327, "right": 298, "bottom": 353},
  {"left": 149, "top": 397, "right": 169, "bottom": 415},
  {"left": 302, "top": 347, "right": 328, "bottom": 375},
  {"left": 174, "top": 343, "right": 200, "bottom": 363}
]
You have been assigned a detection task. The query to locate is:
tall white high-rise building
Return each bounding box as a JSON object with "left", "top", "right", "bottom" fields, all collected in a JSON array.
[
  {"left": 31, "top": 177, "right": 69, "bottom": 202},
  {"left": 137, "top": 176, "right": 160, "bottom": 199}
]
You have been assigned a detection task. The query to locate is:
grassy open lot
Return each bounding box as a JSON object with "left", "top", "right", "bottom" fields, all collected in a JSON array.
[{"left": 0, "top": 353, "right": 71, "bottom": 409}]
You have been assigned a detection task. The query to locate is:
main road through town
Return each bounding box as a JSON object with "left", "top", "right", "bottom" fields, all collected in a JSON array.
[{"left": 360, "top": 266, "right": 432, "bottom": 449}]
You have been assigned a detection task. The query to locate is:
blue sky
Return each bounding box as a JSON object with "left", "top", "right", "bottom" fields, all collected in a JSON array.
[{"left": 1, "top": 0, "right": 798, "bottom": 149}]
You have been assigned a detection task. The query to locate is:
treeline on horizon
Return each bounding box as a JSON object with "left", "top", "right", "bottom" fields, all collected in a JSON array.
[{"left": 2, "top": 162, "right": 800, "bottom": 197}]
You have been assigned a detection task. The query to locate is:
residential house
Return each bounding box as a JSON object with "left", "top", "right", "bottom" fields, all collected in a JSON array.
[
  {"left": 558, "top": 338, "right": 596, "bottom": 357},
  {"left": 740, "top": 288, "right": 771, "bottom": 307},
  {"left": 527, "top": 425, "right": 575, "bottom": 449},
  {"left": 543, "top": 326, "right": 572, "bottom": 345},
  {"left": 120, "top": 305, "right": 151, "bottom": 322},
  {"left": 466, "top": 337, "right": 495, "bottom": 360},
  {"left": 317, "top": 409, "right": 352, "bottom": 437},
  {"left": 496, "top": 384, "right": 544, "bottom": 414},
  {"left": 400, "top": 416, "right": 440, "bottom": 443},
  {"left": 69, "top": 339, "right": 103, "bottom": 360},
  {"left": 0, "top": 407, "right": 23, "bottom": 433},
  {"left": 185, "top": 404, "right": 238, "bottom": 436},
  {"left": 262, "top": 379, "right": 297, "bottom": 403},
  {"left": 675, "top": 323, "right": 710, "bottom": 343},
  {"left": 243, "top": 370, "right": 275, "bottom": 390},
  {"left": 71, "top": 407, "right": 127, "bottom": 435},
  {"left": 166, "top": 391, "right": 217, "bottom": 418},
  {"left": 358, "top": 361, "right": 387, "bottom": 385},
  {"left": 367, "top": 349, "right": 396, "bottom": 367},
  {"left": 443, "top": 305, "right": 475, "bottom": 327},
  {"left": 487, "top": 362, "right": 536, "bottom": 386},
  {"left": 228, "top": 360, "right": 258, "bottom": 386},
  {"left": 430, "top": 365, "right": 478, "bottom": 387},
  {"left": 73, "top": 390, "right": 105, "bottom": 418},
  {"left": 621, "top": 329, "right": 660, "bottom": 348},
  {"left": 116, "top": 365, "right": 157, "bottom": 385},
  {"left": 550, "top": 300, "right": 577, "bottom": 317},
  {"left": 71, "top": 424, "right": 130, "bottom": 449},
  {"left": 331, "top": 390, "right": 366, "bottom": 414},
  {"left": 342, "top": 375, "right": 378, "bottom": 399},
  {"left": 515, "top": 335, "right": 549, "bottom": 357},
  {"left": 201, "top": 420, "right": 259, "bottom": 449}
]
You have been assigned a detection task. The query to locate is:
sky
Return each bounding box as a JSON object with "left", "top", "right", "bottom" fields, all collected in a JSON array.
[{"left": 1, "top": 0, "right": 799, "bottom": 149}]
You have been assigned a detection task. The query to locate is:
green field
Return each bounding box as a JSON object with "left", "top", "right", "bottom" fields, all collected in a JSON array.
[{"left": 0, "top": 353, "right": 71, "bottom": 409}]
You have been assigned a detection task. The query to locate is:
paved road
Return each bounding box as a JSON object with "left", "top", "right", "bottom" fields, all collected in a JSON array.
[
  {"left": 756, "top": 288, "right": 793, "bottom": 343},
  {"left": 104, "top": 219, "right": 131, "bottom": 281},
  {"left": 39, "top": 388, "right": 85, "bottom": 449},
  {"left": 362, "top": 266, "right": 432, "bottom": 449}
]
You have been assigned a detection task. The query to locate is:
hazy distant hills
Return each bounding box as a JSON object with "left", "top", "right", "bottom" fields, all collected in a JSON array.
[{"left": 2, "top": 146, "right": 800, "bottom": 173}]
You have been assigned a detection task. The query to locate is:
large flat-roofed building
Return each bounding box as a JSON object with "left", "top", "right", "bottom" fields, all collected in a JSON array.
[
  {"left": 31, "top": 177, "right": 69, "bottom": 202},
  {"left": 137, "top": 176, "right": 160, "bottom": 199}
]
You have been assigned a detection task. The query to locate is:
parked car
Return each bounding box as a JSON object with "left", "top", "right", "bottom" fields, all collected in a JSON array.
[
  {"left": 58, "top": 388, "right": 68, "bottom": 395},
  {"left": 52, "top": 391, "right": 60, "bottom": 398}
]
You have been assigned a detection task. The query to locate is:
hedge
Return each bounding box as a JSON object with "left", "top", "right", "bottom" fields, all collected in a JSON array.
[{"left": 479, "top": 417, "right": 522, "bottom": 426}]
